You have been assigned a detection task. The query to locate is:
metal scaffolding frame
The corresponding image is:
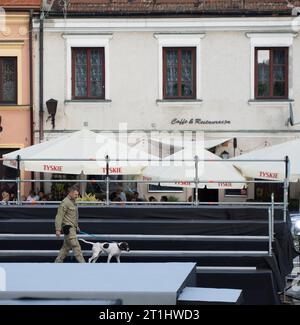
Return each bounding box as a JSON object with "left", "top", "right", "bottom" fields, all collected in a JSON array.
[
  {"left": 0, "top": 156, "right": 289, "bottom": 214},
  {"left": 0, "top": 155, "right": 290, "bottom": 258}
]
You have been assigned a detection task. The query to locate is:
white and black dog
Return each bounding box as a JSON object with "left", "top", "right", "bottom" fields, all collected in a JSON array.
[{"left": 79, "top": 239, "right": 130, "bottom": 263}]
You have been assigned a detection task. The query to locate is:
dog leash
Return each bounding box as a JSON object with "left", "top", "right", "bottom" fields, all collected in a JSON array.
[
  {"left": 79, "top": 230, "right": 118, "bottom": 244},
  {"left": 79, "top": 230, "right": 99, "bottom": 238}
]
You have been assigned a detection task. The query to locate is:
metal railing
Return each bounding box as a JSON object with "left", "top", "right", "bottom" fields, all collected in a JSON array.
[
  {"left": 0, "top": 155, "right": 289, "bottom": 203},
  {"left": 0, "top": 250, "right": 271, "bottom": 258},
  {"left": 0, "top": 234, "right": 270, "bottom": 241},
  {"left": 0, "top": 155, "right": 288, "bottom": 222}
]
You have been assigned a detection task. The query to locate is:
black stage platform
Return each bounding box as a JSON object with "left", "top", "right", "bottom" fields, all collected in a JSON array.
[{"left": 0, "top": 205, "right": 297, "bottom": 304}]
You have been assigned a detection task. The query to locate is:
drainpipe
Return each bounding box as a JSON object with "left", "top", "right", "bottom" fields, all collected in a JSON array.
[
  {"left": 39, "top": 12, "right": 44, "bottom": 191},
  {"left": 29, "top": 9, "right": 34, "bottom": 146},
  {"left": 29, "top": 9, "right": 34, "bottom": 190},
  {"left": 39, "top": 12, "right": 44, "bottom": 142}
]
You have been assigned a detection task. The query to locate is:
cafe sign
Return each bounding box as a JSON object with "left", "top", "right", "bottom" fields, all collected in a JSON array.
[{"left": 171, "top": 118, "right": 231, "bottom": 126}]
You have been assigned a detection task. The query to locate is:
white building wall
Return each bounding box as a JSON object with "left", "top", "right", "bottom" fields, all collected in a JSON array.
[
  {"left": 32, "top": 17, "right": 300, "bottom": 203},
  {"left": 35, "top": 28, "right": 300, "bottom": 133}
]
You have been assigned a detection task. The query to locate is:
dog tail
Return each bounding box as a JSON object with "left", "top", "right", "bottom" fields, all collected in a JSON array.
[{"left": 79, "top": 238, "right": 95, "bottom": 246}]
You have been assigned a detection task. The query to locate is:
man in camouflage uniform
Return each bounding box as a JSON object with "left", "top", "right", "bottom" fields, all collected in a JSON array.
[{"left": 55, "top": 186, "right": 85, "bottom": 263}]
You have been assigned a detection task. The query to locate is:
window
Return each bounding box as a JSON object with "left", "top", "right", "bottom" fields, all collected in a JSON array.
[
  {"left": 163, "top": 47, "right": 196, "bottom": 99},
  {"left": 72, "top": 48, "right": 105, "bottom": 99},
  {"left": 0, "top": 57, "right": 17, "bottom": 104},
  {"left": 255, "top": 48, "right": 288, "bottom": 99},
  {"left": 148, "top": 184, "right": 183, "bottom": 193},
  {"left": 225, "top": 188, "right": 248, "bottom": 197}
]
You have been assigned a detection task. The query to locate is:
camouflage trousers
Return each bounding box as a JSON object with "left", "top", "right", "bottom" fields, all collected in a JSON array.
[{"left": 55, "top": 227, "right": 85, "bottom": 263}]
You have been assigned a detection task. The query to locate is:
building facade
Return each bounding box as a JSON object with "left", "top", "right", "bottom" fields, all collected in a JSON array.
[
  {"left": 0, "top": 0, "right": 40, "bottom": 196},
  {"left": 33, "top": 0, "right": 300, "bottom": 203}
]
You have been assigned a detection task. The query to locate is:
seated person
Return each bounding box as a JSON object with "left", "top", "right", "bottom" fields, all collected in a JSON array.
[
  {"left": 109, "top": 192, "right": 118, "bottom": 201},
  {"left": 26, "top": 190, "right": 37, "bottom": 202},
  {"left": 160, "top": 195, "right": 168, "bottom": 202},
  {"left": 132, "top": 191, "right": 144, "bottom": 202},
  {"left": 1, "top": 191, "right": 10, "bottom": 205},
  {"left": 37, "top": 191, "right": 45, "bottom": 201},
  {"left": 116, "top": 186, "right": 127, "bottom": 201}
]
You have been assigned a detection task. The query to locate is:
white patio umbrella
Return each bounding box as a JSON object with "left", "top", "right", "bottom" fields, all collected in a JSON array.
[
  {"left": 142, "top": 148, "right": 246, "bottom": 189},
  {"left": 129, "top": 137, "right": 183, "bottom": 159},
  {"left": 3, "top": 129, "right": 156, "bottom": 175},
  {"left": 232, "top": 138, "right": 300, "bottom": 182}
]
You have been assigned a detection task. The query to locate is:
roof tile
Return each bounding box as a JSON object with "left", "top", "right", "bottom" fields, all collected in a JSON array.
[
  {"left": 51, "top": 0, "right": 300, "bottom": 15},
  {"left": 0, "top": 0, "right": 41, "bottom": 8}
]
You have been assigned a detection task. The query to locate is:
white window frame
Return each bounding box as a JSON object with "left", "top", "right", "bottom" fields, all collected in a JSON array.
[
  {"left": 246, "top": 32, "right": 297, "bottom": 102},
  {"left": 62, "top": 34, "right": 113, "bottom": 101},
  {"left": 154, "top": 33, "right": 205, "bottom": 101}
]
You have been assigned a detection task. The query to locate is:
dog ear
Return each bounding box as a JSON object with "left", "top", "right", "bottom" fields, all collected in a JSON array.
[
  {"left": 103, "top": 243, "right": 110, "bottom": 249},
  {"left": 118, "top": 242, "right": 125, "bottom": 250}
]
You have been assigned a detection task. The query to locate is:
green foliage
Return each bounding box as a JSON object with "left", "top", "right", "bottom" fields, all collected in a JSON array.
[
  {"left": 77, "top": 192, "right": 97, "bottom": 202},
  {"left": 167, "top": 195, "right": 179, "bottom": 202},
  {"left": 51, "top": 174, "right": 77, "bottom": 201},
  {"left": 51, "top": 183, "right": 67, "bottom": 201}
]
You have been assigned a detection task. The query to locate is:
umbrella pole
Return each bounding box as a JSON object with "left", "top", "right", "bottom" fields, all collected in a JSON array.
[
  {"left": 105, "top": 155, "right": 110, "bottom": 206},
  {"left": 283, "top": 156, "right": 290, "bottom": 222},
  {"left": 271, "top": 192, "right": 274, "bottom": 241},
  {"left": 194, "top": 155, "right": 199, "bottom": 206},
  {"left": 16, "top": 155, "right": 21, "bottom": 205}
]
